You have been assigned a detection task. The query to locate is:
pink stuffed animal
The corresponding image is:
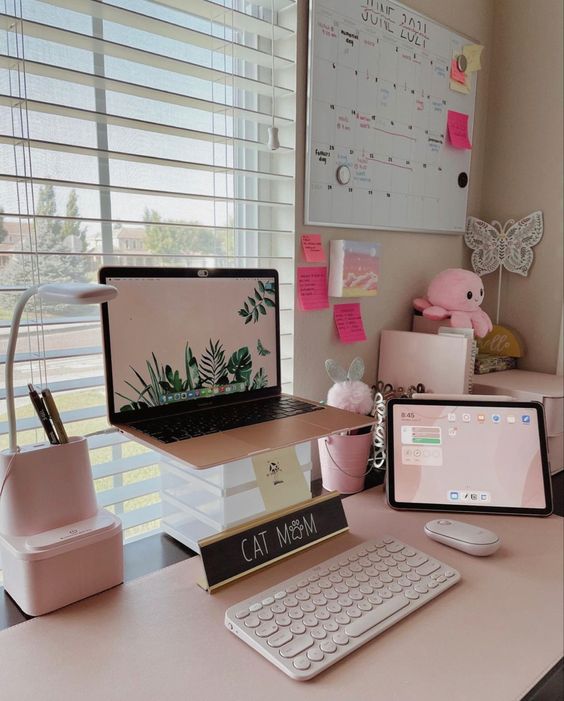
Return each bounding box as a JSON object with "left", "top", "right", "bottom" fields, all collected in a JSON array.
[{"left": 413, "top": 268, "right": 493, "bottom": 338}]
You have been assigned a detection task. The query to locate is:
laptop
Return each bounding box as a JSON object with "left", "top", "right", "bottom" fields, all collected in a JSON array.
[{"left": 99, "top": 267, "right": 373, "bottom": 468}]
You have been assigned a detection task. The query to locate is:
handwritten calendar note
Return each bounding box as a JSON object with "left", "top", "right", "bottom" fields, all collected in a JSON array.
[{"left": 306, "top": 0, "right": 478, "bottom": 233}]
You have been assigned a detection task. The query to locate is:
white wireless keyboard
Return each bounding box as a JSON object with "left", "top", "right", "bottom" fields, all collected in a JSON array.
[{"left": 225, "top": 537, "right": 461, "bottom": 680}]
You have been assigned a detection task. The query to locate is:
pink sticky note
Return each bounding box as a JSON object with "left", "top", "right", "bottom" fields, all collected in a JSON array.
[
  {"left": 301, "top": 234, "right": 325, "bottom": 262},
  {"left": 297, "top": 266, "right": 329, "bottom": 311},
  {"left": 447, "top": 110, "right": 472, "bottom": 150},
  {"left": 333, "top": 303, "right": 367, "bottom": 343},
  {"left": 450, "top": 58, "right": 467, "bottom": 84}
]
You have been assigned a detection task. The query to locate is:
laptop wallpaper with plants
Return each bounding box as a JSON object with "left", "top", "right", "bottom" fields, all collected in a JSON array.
[{"left": 105, "top": 276, "right": 278, "bottom": 413}]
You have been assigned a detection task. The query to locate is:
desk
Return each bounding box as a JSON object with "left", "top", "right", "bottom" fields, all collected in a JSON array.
[{"left": 0, "top": 486, "right": 562, "bottom": 701}]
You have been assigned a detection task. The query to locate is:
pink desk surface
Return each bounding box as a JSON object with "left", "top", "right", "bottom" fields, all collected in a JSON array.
[{"left": 1, "top": 487, "right": 562, "bottom": 701}]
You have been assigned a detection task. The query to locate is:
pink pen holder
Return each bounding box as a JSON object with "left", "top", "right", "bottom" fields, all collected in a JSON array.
[
  {"left": 0, "top": 437, "right": 98, "bottom": 536},
  {"left": 318, "top": 432, "right": 373, "bottom": 494},
  {"left": 0, "top": 437, "right": 123, "bottom": 615}
]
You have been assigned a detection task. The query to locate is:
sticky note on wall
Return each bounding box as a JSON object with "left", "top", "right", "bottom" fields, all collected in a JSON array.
[
  {"left": 462, "top": 44, "right": 484, "bottom": 72},
  {"left": 301, "top": 234, "right": 325, "bottom": 262},
  {"left": 447, "top": 110, "right": 472, "bottom": 149},
  {"left": 334, "top": 303, "right": 367, "bottom": 343},
  {"left": 297, "top": 266, "right": 329, "bottom": 310}
]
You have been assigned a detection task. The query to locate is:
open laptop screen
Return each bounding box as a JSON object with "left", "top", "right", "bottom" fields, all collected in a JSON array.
[
  {"left": 99, "top": 268, "right": 280, "bottom": 421},
  {"left": 386, "top": 399, "right": 552, "bottom": 516}
]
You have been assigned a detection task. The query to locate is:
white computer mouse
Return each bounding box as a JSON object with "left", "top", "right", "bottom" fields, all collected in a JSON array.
[{"left": 424, "top": 519, "right": 501, "bottom": 556}]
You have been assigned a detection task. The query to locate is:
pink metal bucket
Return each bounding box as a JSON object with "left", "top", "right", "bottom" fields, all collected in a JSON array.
[{"left": 318, "top": 432, "right": 373, "bottom": 494}]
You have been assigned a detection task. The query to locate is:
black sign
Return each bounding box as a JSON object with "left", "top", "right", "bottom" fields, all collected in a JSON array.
[{"left": 198, "top": 493, "right": 348, "bottom": 591}]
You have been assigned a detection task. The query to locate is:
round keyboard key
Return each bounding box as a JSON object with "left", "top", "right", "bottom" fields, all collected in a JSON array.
[
  {"left": 296, "top": 591, "right": 310, "bottom": 601},
  {"left": 407, "top": 572, "right": 421, "bottom": 582},
  {"left": 370, "top": 578, "right": 383, "bottom": 589},
  {"left": 366, "top": 567, "right": 379, "bottom": 577},
  {"left": 338, "top": 595, "right": 353, "bottom": 607},
  {"left": 405, "top": 590, "right": 420, "bottom": 600},
  {"left": 393, "top": 553, "right": 406, "bottom": 562},
  {"left": 368, "top": 595, "right": 383, "bottom": 605},
  {"left": 256, "top": 622, "right": 278, "bottom": 638},
  {"left": 290, "top": 621, "right": 306, "bottom": 635},
  {"left": 303, "top": 614, "right": 318, "bottom": 627},
  {"left": 339, "top": 568, "right": 352, "bottom": 578},
  {"left": 375, "top": 563, "right": 388, "bottom": 572},
  {"left": 249, "top": 603, "right": 262, "bottom": 612},
  {"left": 355, "top": 573, "right": 369, "bottom": 583},
  {"left": 345, "top": 578, "right": 360, "bottom": 588},
  {"left": 297, "top": 579, "right": 309, "bottom": 588},
  {"left": 312, "top": 595, "right": 327, "bottom": 606},
  {"left": 258, "top": 610, "right": 274, "bottom": 621},
  {"left": 274, "top": 590, "right": 286, "bottom": 599},
  {"left": 318, "top": 568, "right": 330, "bottom": 577},
  {"left": 414, "top": 584, "right": 429, "bottom": 594},
  {"left": 288, "top": 608, "right": 304, "bottom": 620},
  {"left": 398, "top": 564, "right": 411, "bottom": 573},
  {"left": 307, "top": 585, "right": 321, "bottom": 595},
  {"left": 385, "top": 542, "right": 404, "bottom": 553},
  {"left": 357, "top": 548, "right": 368, "bottom": 556},
  {"left": 308, "top": 574, "right": 320, "bottom": 583},
  {"left": 323, "top": 620, "right": 339, "bottom": 632},
  {"left": 359, "top": 584, "right": 374, "bottom": 595},
  {"left": 358, "top": 601, "right": 373, "bottom": 612},
  {"left": 402, "top": 548, "right": 416, "bottom": 557},
  {"left": 338, "top": 559, "right": 349, "bottom": 567},
  {"left": 271, "top": 603, "right": 286, "bottom": 614},
  {"left": 365, "top": 544, "right": 376, "bottom": 552},
  {"left": 283, "top": 596, "right": 298, "bottom": 607},
  {"left": 444, "top": 570, "right": 456, "bottom": 578},
  {"left": 388, "top": 583, "right": 402, "bottom": 593},
  {"left": 334, "top": 583, "right": 349, "bottom": 594},
  {"left": 346, "top": 607, "right": 362, "bottom": 618},
  {"left": 276, "top": 614, "right": 292, "bottom": 626},
  {"left": 436, "top": 575, "right": 447, "bottom": 583},
  {"left": 235, "top": 609, "right": 249, "bottom": 619},
  {"left": 379, "top": 573, "right": 393, "bottom": 584},
  {"left": 262, "top": 596, "right": 274, "bottom": 606},
  {"left": 329, "top": 573, "right": 342, "bottom": 583},
  {"left": 300, "top": 602, "right": 315, "bottom": 613},
  {"left": 293, "top": 656, "right": 311, "bottom": 671},
  {"left": 348, "top": 554, "right": 359, "bottom": 562},
  {"left": 349, "top": 563, "right": 362, "bottom": 573},
  {"left": 244, "top": 615, "right": 261, "bottom": 628},
  {"left": 285, "top": 585, "right": 297, "bottom": 594},
  {"left": 380, "top": 589, "right": 393, "bottom": 599},
  {"left": 398, "top": 577, "right": 411, "bottom": 588},
  {"left": 359, "top": 558, "right": 371, "bottom": 568},
  {"left": 307, "top": 647, "right": 324, "bottom": 662},
  {"left": 335, "top": 613, "right": 350, "bottom": 625},
  {"left": 368, "top": 553, "right": 381, "bottom": 562},
  {"left": 311, "top": 627, "right": 327, "bottom": 640},
  {"left": 349, "top": 590, "right": 363, "bottom": 601},
  {"left": 267, "top": 630, "right": 293, "bottom": 648},
  {"left": 333, "top": 633, "right": 350, "bottom": 646},
  {"left": 321, "top": 640, "right": 338, "bottom": 654},
  {"left": 327, "top": 602, "right": 341, "bottom": 613},
  {"left": 315, "top": 608, "right": 330, "bottom": 621},
  {"left": 388, "top": 568, "right": 402, "bottom": 578},
  {"left": 427, "top": 580, "right": 439, "bottom": 589},
  {"left": 384, "top": 558, "right": 397, "bottom": 567},
  {"left": 377, "top": 549, "right": 389, "bottom": 558},
  {"left": 318, "top": 579, "right": 332, "bottom": 590},
  {"left": 324, "top": 589, "right": 339, "bottom": 601},
  {"left": 383, "top": 537, "right": 394, "bottom": 544},
  {"left": 329, "top": 564, "right": 339, "bottom": 572}
]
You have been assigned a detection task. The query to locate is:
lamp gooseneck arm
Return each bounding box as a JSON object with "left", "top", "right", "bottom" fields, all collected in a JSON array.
[{"left": 6, "top": 286, "right": 40, "bottom": 453}]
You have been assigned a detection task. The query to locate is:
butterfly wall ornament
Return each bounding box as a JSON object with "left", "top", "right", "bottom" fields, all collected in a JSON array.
[{"left": 465, "top": 211, "right": 543, "bottom": 277}]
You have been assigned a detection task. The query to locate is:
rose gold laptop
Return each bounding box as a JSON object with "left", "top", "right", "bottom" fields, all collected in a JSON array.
[{"left": 99, "top": 267, "right": 372, "bottom": 469}]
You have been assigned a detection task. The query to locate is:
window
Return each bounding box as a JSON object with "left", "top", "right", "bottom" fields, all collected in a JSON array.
[{"left": 0, "top": 0, "right": 296, "bottom": 543}]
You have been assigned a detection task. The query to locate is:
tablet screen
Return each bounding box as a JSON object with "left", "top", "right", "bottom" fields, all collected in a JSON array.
[{"left": 387, "top": 399, "right": 552, "bottom": 515}]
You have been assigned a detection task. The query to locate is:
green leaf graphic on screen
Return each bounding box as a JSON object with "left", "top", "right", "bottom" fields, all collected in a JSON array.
[
  {"left": 227, "top": 347, "right": 252, "bottom": 386},
  {"left": 257, "top": 339, "right": 271, "bottom": 356},
  {"left": 238, "top": 282, "right": 276, "bottom": 323},
  {"left": 251, "top": 368, "right": 269, "bottom": 389},
  {"left": 200, "top": 339, "right": 229, "bottom": 387}
]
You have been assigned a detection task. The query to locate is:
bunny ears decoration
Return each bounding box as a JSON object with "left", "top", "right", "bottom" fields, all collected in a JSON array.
[{"left": 325, "top": 357, "right": 365, "bottom": 384}]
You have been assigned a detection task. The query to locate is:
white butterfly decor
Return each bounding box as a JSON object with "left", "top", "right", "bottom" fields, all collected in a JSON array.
[{"left": 465, "top": 211, "right": 543, "bottom": 277}]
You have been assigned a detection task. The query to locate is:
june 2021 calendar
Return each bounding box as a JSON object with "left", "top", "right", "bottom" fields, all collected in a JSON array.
[{"left": 305, "top": 0, "right": 478, "bottom": 233}]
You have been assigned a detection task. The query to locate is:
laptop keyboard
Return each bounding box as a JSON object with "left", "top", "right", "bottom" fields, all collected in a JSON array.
[{"left": 132, "top": 397, "right": 324, "bottom": 443}]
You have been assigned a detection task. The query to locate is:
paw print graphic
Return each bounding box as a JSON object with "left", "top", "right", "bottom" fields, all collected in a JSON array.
[{"left": 289, "top": 519, "right": 304, "bottom": 541}]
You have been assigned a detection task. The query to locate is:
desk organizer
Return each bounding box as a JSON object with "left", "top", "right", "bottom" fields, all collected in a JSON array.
[
  {"left": 160, "top": 442, "right": 312, "bottom": 552},
  {"left": 0, "top": 437, "right": 123, "bottom": 615}
]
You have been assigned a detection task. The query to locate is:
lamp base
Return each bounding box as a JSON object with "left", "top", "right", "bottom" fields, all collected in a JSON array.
[{"left": 0, "top": 509, "right": 123, "bottom": 616}]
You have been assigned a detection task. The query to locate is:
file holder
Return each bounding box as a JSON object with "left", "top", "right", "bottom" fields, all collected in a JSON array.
[{"left": 0, "top": 437, "right": 123, "bottom": 616}]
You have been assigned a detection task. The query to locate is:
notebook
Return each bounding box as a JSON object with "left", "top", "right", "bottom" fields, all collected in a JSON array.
[
  {"left": 99, "top": 267, "right": 372, "bottom": 469},
  {"left": 377, "top": 330, "right": 474, "bottom": 394}
]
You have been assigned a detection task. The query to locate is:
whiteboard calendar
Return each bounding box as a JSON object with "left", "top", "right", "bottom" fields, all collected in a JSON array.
[{"left": 305, "top": 0, "right": 479, "bottom": 233}]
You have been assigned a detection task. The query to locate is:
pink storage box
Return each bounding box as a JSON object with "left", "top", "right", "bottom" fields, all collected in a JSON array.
[{"left": 0, "top": 509, "right": 123, "bottom": 616}]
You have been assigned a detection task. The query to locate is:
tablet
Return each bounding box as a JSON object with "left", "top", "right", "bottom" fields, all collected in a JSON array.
[{"left": 386, "top": 398, "right": 553, "bottom": 516}]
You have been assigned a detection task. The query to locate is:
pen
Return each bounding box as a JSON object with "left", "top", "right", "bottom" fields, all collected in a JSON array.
[
  {"left": 41, "top": 387, "right": 68, "bottom": 444},
  {"left": 28, "top": 383, "right": 59, "bottom": 445}
]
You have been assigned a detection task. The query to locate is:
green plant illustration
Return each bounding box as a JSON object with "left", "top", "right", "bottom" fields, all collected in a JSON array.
[
  {"left": 118, "top": 341, "right": 260, "bottom": 413},
  {"left": 238, "top": 280, "right": 276, "bottom": 324},
  {"left": 251, "top": 368, "right": 268, "bottom": 389},
  {"left": 257, "top": 339, "right": 271, "bottom": 356}
]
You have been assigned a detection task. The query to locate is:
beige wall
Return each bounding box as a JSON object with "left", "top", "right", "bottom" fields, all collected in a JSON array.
[
  {"left": 293, "top": 1, "right": 496, "bottom": 401},
  {"left": 479, "top": 0, "right": 564, "bottom": 374}
]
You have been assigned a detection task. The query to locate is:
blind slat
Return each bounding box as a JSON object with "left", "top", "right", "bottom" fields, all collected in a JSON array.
[
  {"left": 97, "top": 477, "right": 161, "bottom": 508},
  {"left": 93, "top": 451, "right": 159, "bottom": 480}
]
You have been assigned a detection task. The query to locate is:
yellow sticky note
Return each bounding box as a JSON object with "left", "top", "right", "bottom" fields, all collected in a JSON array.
[
  {"left": 450, "top": 78, "right": 471, "bottom": 95},
  {"left": 252, "top": 446, "right": 310, "bottom": 513},
  {"left": 463, "top": 44, "right": 484, "bottom": 72}
]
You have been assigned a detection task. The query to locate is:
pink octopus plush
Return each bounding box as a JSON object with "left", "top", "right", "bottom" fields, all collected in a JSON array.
[{"left": 413, "top": 268, "right": 493, "bottom": 338}]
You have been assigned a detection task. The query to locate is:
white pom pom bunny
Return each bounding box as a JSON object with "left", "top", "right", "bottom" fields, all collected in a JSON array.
[{"left": 325, "top": 357, "right": 373, "bottom": 415}]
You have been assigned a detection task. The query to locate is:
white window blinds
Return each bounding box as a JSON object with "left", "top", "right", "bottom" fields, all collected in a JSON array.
[{"left": 0, "top": 0, "right": 296, "bottom": 542}]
